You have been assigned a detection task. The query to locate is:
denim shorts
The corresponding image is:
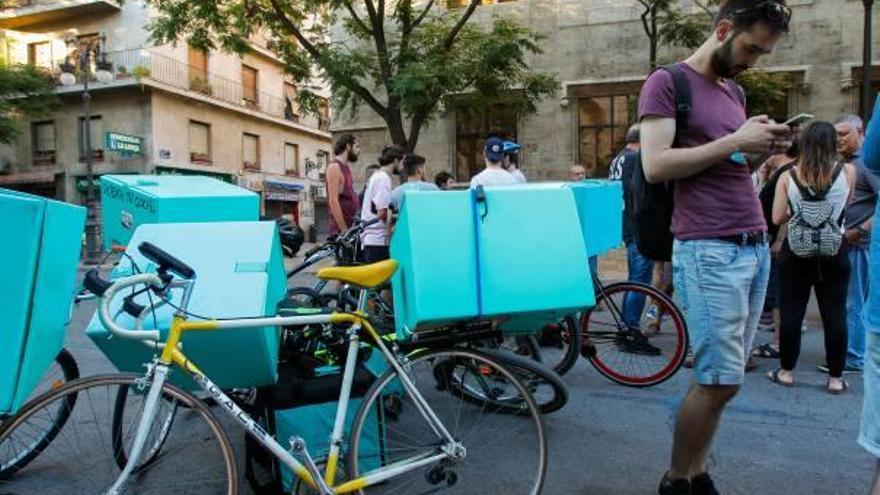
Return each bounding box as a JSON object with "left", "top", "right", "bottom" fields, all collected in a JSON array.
[
  {"left": 859, "top": 331, "right": 880, "bottom": 458},
  {"left": 673, "top": 239, "right": 771, "bottom": 386}
]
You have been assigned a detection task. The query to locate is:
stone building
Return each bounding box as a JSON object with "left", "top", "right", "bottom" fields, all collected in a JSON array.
[
  {"left": 333, "top": 0, "right": 880, "bottom": 184},
  {"left": 0, "top": 0, "right": 333, "bottom": 233}
]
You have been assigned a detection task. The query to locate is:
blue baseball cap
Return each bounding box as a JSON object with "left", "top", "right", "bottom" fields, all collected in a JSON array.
[
  {"left": 484, "top": 137, "right": 505, "bottom": 162},
  {"left": 503, "top": 140, "right": 521, "bottom": 154}
]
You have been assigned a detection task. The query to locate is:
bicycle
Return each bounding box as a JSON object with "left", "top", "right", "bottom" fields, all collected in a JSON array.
[{"left": 0, "top": 242, "right": 547, "bottom": 494}]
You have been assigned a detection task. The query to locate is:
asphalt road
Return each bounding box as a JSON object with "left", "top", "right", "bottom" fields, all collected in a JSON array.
[{"left": 2, "top": 259, "right": 875, "bottom": 494}]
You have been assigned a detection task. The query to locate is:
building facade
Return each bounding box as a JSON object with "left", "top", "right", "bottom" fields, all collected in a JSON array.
[
  {"left": 0, "top": 0, "right": 333, "bottom": 234},
  {"left": 333, "top": 0, "right": 880, "bottom": 183}
]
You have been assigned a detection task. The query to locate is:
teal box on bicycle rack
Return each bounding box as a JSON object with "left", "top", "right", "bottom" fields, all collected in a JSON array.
[
  {"left": 0, "top": 189, "right": 85, "bottom": 415},
  {"left": 567, "top": 180, "right": 624, "bottom": 257},
  {"left": 390, "top": 186, "right": 595, "bottom": 339},
  {"left": 85, "top": 221, "right": 286, "bottom": 390},
  {"left": 100, "top": 175, "right": 259, "bottom": 250}
]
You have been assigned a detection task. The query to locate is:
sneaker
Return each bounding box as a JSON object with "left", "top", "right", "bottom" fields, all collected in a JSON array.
[
  {"left": 619, "top": 333, "right": 662, "bottom": 356},
  {"left": 683, "top": 350, "right": 694, "bottom": 369},
  {"left": 757, "top": 321, "right": 775, "bottom": 332},
  {"left": 818, "top": 362, "right": 829, "bottom": 373},
  {"left": 817, "top": 363, "right": 862, "bottom": 374},
  {"left": 646, "top": 304, "right": 659, "bottom": 321},
  {"left": 691, "top": 472, "right": 720, "bottom": 495},
  {"left": 658, "top": 473, "right": 691, "bottom": 495}
]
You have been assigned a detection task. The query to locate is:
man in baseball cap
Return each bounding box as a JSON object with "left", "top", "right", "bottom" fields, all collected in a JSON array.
[{"left": 470, "top": 137, "right": 519, "bottom": 188}]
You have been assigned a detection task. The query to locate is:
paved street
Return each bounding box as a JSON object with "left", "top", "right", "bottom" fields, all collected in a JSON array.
[
  {"left": 26, "top": 251, "right": 878, "bottom": 494},
  {"left": 59, "top": 298, "right": 875, "bottom": 494}
]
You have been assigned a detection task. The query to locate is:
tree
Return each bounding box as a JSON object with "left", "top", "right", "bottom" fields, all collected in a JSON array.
[
  {"left": 147, "top": 0, "right": 557, "bottom": 151},
  {"left": 0, "top": 62, "right": 57, "bottom": 144}
]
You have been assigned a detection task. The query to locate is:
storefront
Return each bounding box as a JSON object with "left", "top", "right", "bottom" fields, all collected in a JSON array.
[
  {"left": 0, "top": 171, "right": 60, "bottom": 199},
  {"left": 263, "top": 179, "right": 304, "bottom": 223}
]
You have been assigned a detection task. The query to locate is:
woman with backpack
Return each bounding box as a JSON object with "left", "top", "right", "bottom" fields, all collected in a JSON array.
[{"left": 767, "top": 121, "right": 856, "bottom": 393}]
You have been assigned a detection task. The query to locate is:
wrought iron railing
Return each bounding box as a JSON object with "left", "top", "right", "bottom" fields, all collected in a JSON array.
[{"left": 56, "top": 48, "right": 326, "bottom": 131}]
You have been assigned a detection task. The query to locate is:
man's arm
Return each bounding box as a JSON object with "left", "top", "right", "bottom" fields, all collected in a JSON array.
[
  {"left": 640, "top": 115, "right": 792, "bottom": 184},
  {"left": 326, "top": 162, "right": 348, "bottom": 232}
]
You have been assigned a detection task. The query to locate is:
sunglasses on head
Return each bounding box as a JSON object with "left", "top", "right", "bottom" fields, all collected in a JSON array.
[{"left": 729, "top": 1, "right": 792, "bottom": 24}]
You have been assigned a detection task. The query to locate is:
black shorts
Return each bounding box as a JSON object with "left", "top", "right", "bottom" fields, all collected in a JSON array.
[{"left": 363, "top": 245, "right": 390, "bottom": 264}]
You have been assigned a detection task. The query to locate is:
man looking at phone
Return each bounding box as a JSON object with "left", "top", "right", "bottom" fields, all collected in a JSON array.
[{"left": 639, "top": 1, "right": 793, "bottom": 493}]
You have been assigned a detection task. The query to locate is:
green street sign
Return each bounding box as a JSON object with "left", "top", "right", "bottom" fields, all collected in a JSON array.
[{"left": 105, "top": 132, "right": 142, "bottom": 155}]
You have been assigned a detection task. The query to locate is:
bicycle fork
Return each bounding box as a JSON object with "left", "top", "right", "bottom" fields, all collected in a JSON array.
[{"left": 105, "top": 363, "right": 170, "bottom": 495}]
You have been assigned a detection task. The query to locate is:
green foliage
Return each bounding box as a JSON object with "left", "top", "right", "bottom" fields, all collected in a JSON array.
[
  {"left": 144, "top": 0, "right": 557, "bottom": 150},
  {"left": 0, "top": 62, "right": 57, "bottom": 144},
  {"left": 735, "top": 70, "right": 793, "bottom": 118},
  {"left": 132, "top": 64, "right": 152, "bottom": 80}
]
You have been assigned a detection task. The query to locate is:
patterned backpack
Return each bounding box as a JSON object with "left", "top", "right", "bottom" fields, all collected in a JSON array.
[{"left": 786, "top": 163, "right": 845, "bottom": 258}]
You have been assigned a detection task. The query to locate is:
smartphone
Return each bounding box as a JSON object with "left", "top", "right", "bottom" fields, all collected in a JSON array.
[{"left": 782, "top": 113, "right": 814, "bottom": 127}]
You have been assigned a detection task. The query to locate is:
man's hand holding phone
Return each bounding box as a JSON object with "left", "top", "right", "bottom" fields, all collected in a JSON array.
[{"left": 731, "top": 115, "right": 793, "bottom": 155}]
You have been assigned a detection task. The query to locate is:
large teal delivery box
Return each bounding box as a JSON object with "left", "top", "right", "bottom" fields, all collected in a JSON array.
[
  {"left": 390, "top": 185, "right": 595, "bottom": 339},
  {"left": 86, "top": 221, "right": 285, "bottom": 389},
  {"left": 100, "top": 175, "right": 259, "bottom": 249},
  {"left": 1, "top": 190, "right": 85, "bottom": 415},
  {"left": 568, "top": 180, "right": 623, "bottom": 257}
]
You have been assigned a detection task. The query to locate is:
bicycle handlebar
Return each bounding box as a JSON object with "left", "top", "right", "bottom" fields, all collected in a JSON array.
[
  {"left": 138, "top": 242, "right": 196, "bottom": 280},
  {"left": 98, "top": 273, "right": 165, "bottom": 342}
]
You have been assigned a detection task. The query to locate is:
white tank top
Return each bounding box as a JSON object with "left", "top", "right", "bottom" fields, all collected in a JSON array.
[{"left": 787, "top": 164, "right": 849, "bottom": 232}]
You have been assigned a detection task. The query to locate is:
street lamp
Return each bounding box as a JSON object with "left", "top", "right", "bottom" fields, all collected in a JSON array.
[
  {"left": 59, "top": 35, "right": 113, "bottom": 263},
  {"left": 861, "top": 0, "right": 875, "bottom": 122}
]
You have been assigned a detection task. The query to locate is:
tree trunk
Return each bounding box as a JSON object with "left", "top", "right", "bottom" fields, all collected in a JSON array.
[{"left": 650, "top": 5, "right": 658, "bottom": 68}]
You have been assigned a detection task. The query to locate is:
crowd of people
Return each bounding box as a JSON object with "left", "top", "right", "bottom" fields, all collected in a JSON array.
[{"left": 321, "top": 2, "right": 880, "bottom": 493}]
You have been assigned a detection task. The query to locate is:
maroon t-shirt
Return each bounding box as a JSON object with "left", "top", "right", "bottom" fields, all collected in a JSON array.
[
  {"left": 638, "top": 63, "right": 767, "bottom": 240},
  {"left": 325, "top": 159, "right": 360, "bottom": 235}
]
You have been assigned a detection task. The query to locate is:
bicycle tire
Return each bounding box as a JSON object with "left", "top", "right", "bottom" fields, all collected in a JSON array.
[
  {"left": 348, "top": 347, "right": 547, "bottom": 495},
  {"left": 534, "top": 316, "right": 582, "bottom": 376},
  {"left": 478, "top": 348, "right": 568, "bottom": 414},
  {"left": 581, "top": 281, "right": 688, "bottom": 387},
  {"left": 110, "top": 384, "right": 179, "bottom": 473},
  {"left": 0, "top": 374, "right": 238, "bottom": 494},
  {"left": 0, "top": 348, "right": 79, "bottom": 479}
]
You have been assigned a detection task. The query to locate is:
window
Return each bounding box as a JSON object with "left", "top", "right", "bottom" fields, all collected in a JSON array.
[
  {"left": 284, "top": 143, "right": 299, "bottom": 176},
  {"left": 189, "top": 121, "right": 212, "bottom": 164},
  {"left": 188, "top": 46, "right": 209, "bottom": 92},
  {"left": 284, "top": 82, "right": 299, "bottom": 122},
  {"left": 242, "top": 65, "right": 259, "bottom": 104},
  {"left": 852, "top": 66, "right": 880, "bottom": 120},
  {"left": 78, "top": 116, "right": 104, "bottom": 161},
  {"left": 576, "top": 94, "right": 638, "bottom": 177},
  {"left": 74, "top": 33, "right": 100, "bottom": 73},
  {"left": 32, "top": 121, "right": 55, "bottom": 165},
  {"left": 455, "top": 104, "right": 517, "bottom": 180},
  {"left": 27, "top": 42, "right": 52, "bottom": 69},
  {"left": 243, "top": 133, "right": 260, "bottom": 170}
]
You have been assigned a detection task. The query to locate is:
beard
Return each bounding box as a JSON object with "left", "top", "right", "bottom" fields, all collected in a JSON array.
[
  {"left": 347, "top": 150, "right": 359, "bottom": 163},
  {"left": 710, "top": 36, "right": 749, "bottom": 79}
]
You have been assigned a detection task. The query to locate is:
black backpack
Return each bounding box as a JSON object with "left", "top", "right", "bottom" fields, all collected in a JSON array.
[{"left": 629, "top": 64, "right": 691, "bottom": 262}]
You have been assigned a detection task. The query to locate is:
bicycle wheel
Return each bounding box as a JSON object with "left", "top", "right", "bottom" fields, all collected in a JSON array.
[
  {"left": 0, "top": 374, "right": 237, "bottom": 494},
  {"left": 535, "top": 316, "right": 582, "bottom": 376},
  {"left": 348, "top": 348, "right": 546, "bottom": 494},
  {"left": 110, "top": 384, "right": 179, "bottom": 472},
  {"left": 581, "top": 282, "right": 688, "bottom": 387},
  {"left": 478, "top": 348, "right": 568, "bottom": 414},
  {"left": 0, "top": 348, "right": 79, "bottom": 479}
]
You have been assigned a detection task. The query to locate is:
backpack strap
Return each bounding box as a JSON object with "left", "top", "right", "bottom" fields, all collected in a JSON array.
[
  {"left": 788, "top": 167, "right": 815, "bottom": 201},
  {"left": 659, "top": 64, "right": 692, "bottom": 147}
]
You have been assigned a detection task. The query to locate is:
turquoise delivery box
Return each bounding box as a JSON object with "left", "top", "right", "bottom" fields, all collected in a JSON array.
[
  {"left": 568, "top": 180, "right": 623, "bottom": 257},
  {"left": 390, "top": 186, "right": 595, "bottom": 339},
  {"left": 100, "top": 175, "right": 259, "bottom": 249},
  {"left": 86, "top": 221, "right": 286, "bottom": 389},
  {"left": 0, "top": 189, "right": 85, "bottom": 415}
]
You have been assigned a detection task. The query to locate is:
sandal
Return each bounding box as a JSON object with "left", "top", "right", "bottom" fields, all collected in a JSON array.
[
  {"left": 766, "top": 368, "right": 794, "bottom": 387},
  {"left": 826, "top": 378, "right": 849, "bottom": 395},
  {"left": 752, "top": 343, "right": 780, "bottom": 359}
]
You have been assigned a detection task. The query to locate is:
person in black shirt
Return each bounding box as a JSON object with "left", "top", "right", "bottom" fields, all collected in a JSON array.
[{"left": 609, "top": 124, "right": 653, "bottom": 328}]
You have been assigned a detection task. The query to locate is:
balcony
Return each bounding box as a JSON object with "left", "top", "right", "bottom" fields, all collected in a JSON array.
[
  {"left": 0, "top": 0, "right": 120, "bottom": 29},
  {"left": 70, "top": 48, "right": 330, "bottom": 134}
]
